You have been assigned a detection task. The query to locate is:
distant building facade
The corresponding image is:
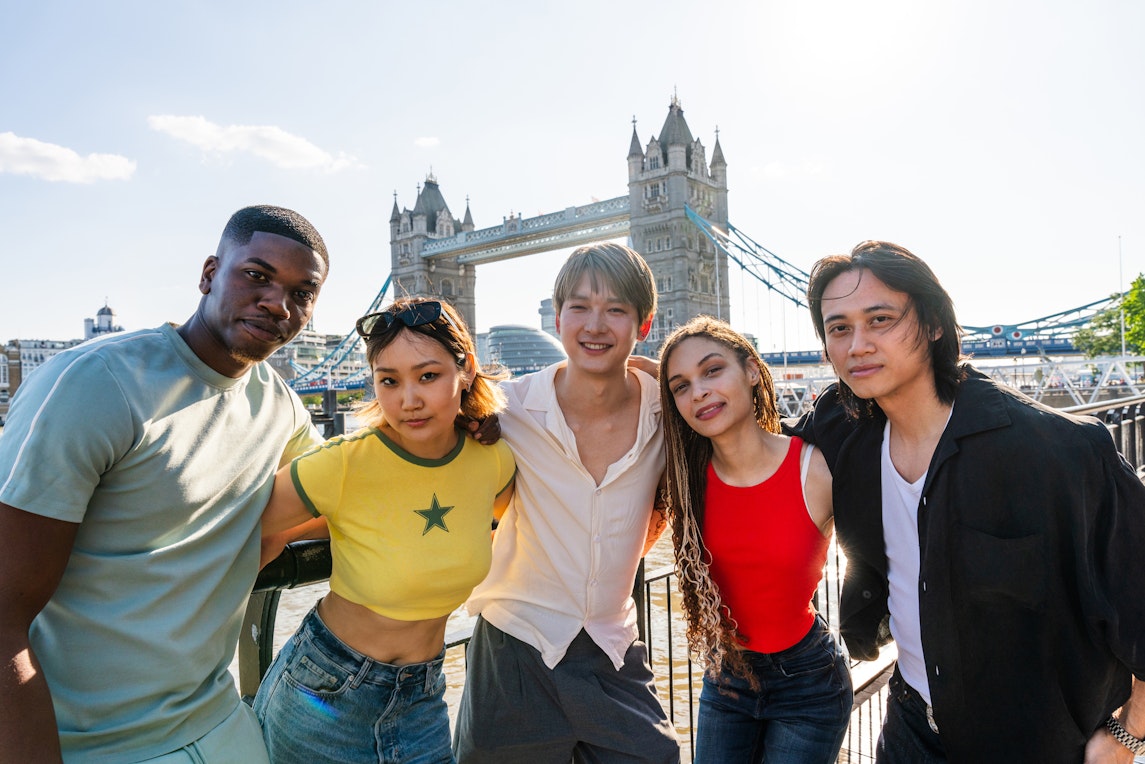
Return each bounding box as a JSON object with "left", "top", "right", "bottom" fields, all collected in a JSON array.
[
  {"left": 2, "top": 304, "right": 128, "bottom": 413},
  {"left": 538, "top": 298, "right": 558, "bottom": 339},
  {"left": 267, "top": 324, "right": 367, "bottom": 388},
  {"left": 84, "top": 303, "right": 125, "bottom": 340}
]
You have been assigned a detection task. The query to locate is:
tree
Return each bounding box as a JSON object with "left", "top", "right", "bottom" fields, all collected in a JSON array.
[{"left": 1073, "top": 273, "right": 1145, "bottom": 358}]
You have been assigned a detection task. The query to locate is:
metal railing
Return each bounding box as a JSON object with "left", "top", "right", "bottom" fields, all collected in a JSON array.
[{"left": 238, "top": 394, "right": 1145, "bottom": 761}]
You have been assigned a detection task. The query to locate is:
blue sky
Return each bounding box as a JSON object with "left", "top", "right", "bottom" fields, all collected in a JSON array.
[{"left": 3, "top": 1, "right": 1143, "bottom": 356}]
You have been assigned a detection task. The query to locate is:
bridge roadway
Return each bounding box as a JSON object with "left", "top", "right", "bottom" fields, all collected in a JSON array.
[{"left": 422, "top": 196, "right": 631, "bottom": 265}]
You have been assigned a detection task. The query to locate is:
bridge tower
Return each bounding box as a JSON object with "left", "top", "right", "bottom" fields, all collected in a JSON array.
[
  {"left": 628, "top": 96, "right": 729, "bottom": 354},
  {"left": 389, "top": 173, "right": 479, "bottom": 330}
]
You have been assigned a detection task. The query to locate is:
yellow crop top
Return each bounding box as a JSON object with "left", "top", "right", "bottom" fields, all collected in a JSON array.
[{"left": 291, "top": 427, "right": 516, "bottom": 621}]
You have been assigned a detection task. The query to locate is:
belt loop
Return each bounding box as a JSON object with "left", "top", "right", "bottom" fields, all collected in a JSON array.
[
  {"left": 350, "top": 658, "right": 372, "bottom": 689},
  {"left": 424, "top": 661, "right": 438, "bottom": 694}
]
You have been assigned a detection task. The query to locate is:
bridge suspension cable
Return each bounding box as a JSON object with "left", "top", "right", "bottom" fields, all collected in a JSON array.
[
  {"left": 287, "top": 274, "right": 393, "bottom": 393},
  {"left": 684, "top": 205, "right": 810, "bottom": 309},
  {"left": 685, "top": 205, "right": 1126, "bottom": 359}
]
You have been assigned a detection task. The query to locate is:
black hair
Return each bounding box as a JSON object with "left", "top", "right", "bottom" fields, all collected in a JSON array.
[
  {"left": 219, "top": 205, "right": 328, "bottom": 269},
  {"left": 807, "top": 240, "right": 965, "bottom": 417}
]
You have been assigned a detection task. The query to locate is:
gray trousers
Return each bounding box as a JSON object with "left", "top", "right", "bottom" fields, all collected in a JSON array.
[{"left": 453, "top": 616, "right": 680, "bottom": 764}]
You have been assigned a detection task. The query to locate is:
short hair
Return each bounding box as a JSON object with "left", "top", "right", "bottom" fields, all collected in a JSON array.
[
  {"left": 219, "top": 205, "right": 328, "bottom": 269},
  {"left": 552, "top": 242, "right": 657, "bottom": 325},
  {"left": 657, "top": 315, "right": 780, "bottom": 686},
  {"left": 354, "top": 296, "right": 506, "bottom": 427},
  {"left": 807, "top": 240, "right": 965, "bottom": 417}
]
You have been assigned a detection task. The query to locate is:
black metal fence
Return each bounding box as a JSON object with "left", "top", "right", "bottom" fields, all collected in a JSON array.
[{"left": 238, "top": 394, "right": 1145, "bottom": 761}]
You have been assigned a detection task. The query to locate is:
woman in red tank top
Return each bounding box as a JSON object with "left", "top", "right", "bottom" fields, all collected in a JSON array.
[{"left": 659, "top": 316, "right": 852, "bottom": 763}]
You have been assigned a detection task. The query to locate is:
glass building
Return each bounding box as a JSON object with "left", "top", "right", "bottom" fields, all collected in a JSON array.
[{"left": 478, "top": 324, "right": 567, "bottom": 377}]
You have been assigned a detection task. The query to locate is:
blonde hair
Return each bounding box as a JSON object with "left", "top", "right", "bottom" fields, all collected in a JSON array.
[
  {"left": 552, "top": 242, "right": 657, "bottom": 325},
  {"left": 658, "top": 316, "right": 780, "bottom": 683},
  {"left": 354, "top": 297, "right": 506, "bottom": 428}
]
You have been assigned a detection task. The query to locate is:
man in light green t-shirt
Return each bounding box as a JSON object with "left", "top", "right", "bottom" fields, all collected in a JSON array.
[{"left": 0, "top": 206, "right": 330, "bottom": 762}]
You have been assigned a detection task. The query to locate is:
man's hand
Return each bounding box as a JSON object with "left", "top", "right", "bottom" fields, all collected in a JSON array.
[
  {"left": 628, "top": 355, "right": 660, "bottom": 379},
  {"left": 457, "top": 413, "right": 501, "bottom": 445}
]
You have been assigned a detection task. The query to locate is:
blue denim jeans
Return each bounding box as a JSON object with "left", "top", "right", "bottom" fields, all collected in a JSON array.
[
  {"left": 693, "top": 615, "right": 853, "bottom": 764},
  {"left": 252, "top": 605, "right": 452, "bottom": 764},
  {"left": 876, "top": 667, "right": 946, "bottom": 763}
]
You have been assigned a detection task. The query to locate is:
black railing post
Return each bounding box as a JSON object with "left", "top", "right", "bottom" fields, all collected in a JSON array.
[
  {"left": 238, "top": 539, "right": 333, "bottom": 699},
  {"left": 1122, "top": 403, "right": 1131, "bottom": 469},
  {"left": 237, "top": 589, "right": 281, "bottom": 703},
  {"left": 633, "top": 558, "right": 647, "bottom": 644}
]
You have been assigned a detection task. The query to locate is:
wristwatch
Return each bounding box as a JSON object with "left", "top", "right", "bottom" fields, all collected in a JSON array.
[{"left": 1106, "top": 716, "right": 1145, "bottom": 755}]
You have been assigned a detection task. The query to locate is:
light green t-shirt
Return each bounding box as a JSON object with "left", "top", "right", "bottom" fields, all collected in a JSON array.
[{"left": 0, "top": 324, "right": 321, "bottom": 762}]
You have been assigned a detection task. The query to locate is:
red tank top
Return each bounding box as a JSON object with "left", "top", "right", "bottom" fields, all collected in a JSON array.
[{"left": 703, "top": 436, "right": 830, "bottom": 653}]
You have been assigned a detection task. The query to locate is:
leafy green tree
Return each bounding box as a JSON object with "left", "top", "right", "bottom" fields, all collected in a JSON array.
[{"left": 1074, "top": 273, "right": 1145, "bottom": 357}]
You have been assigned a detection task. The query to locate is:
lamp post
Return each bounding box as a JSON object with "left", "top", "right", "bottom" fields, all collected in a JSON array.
[{"left": 1119, "top": 235, "right": 1126, "bottom": 360}]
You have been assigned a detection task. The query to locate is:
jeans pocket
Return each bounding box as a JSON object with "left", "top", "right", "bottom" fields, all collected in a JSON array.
[
  {"left": 779, "top": 645, "right": 837, "bottom": 679},
  {"left": 284, "top": 651, "right": 351, "bottom": 695}
]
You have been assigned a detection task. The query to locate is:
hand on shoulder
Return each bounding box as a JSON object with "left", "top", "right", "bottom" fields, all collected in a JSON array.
[{"left": 627, "top": 355, "right": 660, "bottom": 379}]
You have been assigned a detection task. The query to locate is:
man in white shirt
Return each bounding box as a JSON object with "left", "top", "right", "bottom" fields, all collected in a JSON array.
[{"left": 455, "top": 242, "right": 678, "bottom": 763}]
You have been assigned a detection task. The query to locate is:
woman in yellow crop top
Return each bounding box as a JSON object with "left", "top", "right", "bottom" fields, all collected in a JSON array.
[{"left": 253, "top": 298, "right": 515, "bottom": 764}]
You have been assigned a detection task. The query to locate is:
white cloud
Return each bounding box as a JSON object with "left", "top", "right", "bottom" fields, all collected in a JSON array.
[
  {"left": 414, "top": 136, "right": 440, "bottom": 148},
  {"left": 148, "top": 115, "right": 358, "bottom": 172},
  {"left": 0, "top": 132, "right": 136, "bottom": 183}
]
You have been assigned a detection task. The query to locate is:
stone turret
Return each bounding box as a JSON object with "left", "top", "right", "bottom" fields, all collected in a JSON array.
[
  {"left": 627, "top": 95, "right": 729, "bottom": 353},
  {"left": 388, "top": 174, "right": 478, "bottom": 330}
]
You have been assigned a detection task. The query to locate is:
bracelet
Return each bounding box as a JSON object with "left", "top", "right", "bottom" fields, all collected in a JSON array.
[{"left": 1106, "top": 716, "right": 1145, "bottom": 756}]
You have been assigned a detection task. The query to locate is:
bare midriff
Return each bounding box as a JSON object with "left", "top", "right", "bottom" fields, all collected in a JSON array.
[{"left": 317, "top": 591, "right": 449, "bottom": 665}]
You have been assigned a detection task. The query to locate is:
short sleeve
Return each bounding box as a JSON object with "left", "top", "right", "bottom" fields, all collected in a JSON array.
[
  {"left": 493, "top": 439, "right": 516, "bottom": 494},
  {"left": 0, "top": 353, "right": 134, "bottom": 522},
  {"left": 290, "top": 440, "right": 348, "bottom": 519},
  {"left": 279, "top": 391, "right": 323, "bottom": 468}
]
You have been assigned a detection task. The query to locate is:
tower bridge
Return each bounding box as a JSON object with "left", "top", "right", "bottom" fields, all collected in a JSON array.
[
  {"left": 286, "top": 96, "right": 1130, "bottom": 409},
  {"left": 389, "top": 95, "right": 729, "bottom": 355}
]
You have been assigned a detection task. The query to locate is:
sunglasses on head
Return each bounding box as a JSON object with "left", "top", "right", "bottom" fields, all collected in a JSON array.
[{"left": 355, "top": 301, "right": 458, "bottom": 339}]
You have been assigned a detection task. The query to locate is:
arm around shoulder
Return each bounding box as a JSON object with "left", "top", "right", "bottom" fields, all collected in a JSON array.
[{"left": 0, "top": 501, "right": 78, "bottom": 761}]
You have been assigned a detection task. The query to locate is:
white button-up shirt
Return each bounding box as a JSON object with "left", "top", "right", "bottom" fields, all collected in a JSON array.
[{"left": 466, "top": 362, "right": 665, "bottom": 669}]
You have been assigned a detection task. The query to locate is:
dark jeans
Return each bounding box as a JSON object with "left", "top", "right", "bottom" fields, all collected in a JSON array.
[
  {"left": 693, "top": 615, "right": 852, "bottom": 764},
  {"left": 876, "top": 666, "right": 946, "bottom": 763}
]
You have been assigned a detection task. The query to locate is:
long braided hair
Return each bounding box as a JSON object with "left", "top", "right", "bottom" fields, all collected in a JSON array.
[{"left": 658, "top": 316, "right": 781, "bottom": 682}]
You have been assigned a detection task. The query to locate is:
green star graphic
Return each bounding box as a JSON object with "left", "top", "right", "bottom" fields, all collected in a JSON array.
[{"left": 415, "top": 494, "right": 454, "bottom": 535}]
